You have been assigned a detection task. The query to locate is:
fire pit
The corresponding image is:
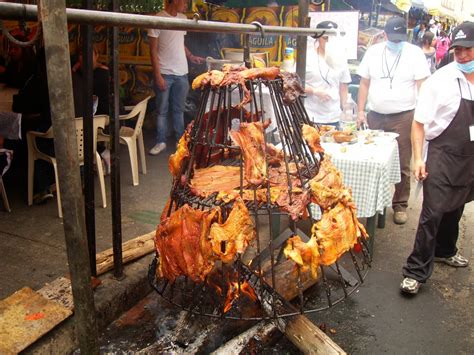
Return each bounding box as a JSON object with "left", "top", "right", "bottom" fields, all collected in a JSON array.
[{"left": 149, "top": 67, "right": 370, "bottom": 321}]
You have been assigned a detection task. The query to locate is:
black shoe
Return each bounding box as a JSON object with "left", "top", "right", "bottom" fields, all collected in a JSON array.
[{"left": 33, "top": 191, "right": 54, "bottom": 205}]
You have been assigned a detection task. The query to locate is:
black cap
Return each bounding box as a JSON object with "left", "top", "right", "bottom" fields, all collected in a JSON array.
[
  {"left": 384, "top": 17, "right": 407, "bottom": 42},
  {"left": 312, "top": 21, "right": 338, "bottom": 38},
  {"left": 450, "top": 21, "right": 474, "bottom": 49}
]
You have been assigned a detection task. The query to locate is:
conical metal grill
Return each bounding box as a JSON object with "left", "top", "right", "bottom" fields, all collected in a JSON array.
[{"left": 149, "top": 72, "right": 370, "bottom": 320}]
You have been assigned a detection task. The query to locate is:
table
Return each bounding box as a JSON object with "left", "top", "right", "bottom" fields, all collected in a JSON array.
[{"left": 312, "top": 134, "right": 401, "bottom": 253}]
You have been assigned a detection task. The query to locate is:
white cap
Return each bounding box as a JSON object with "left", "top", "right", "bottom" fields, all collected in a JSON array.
[{"left": 429, "top": 19, "right": 435, "bottom": 25}]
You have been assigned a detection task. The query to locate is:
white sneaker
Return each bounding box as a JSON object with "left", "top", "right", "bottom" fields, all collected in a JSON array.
[
  {"left": 149, "top": 143, "right": 166, "bottom": 156},
  {"left": 400, "top": 277, "right": 421, "bottom": 294}
]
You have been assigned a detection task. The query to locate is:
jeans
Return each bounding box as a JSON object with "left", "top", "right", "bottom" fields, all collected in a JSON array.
[{"left": 154, "top": 74, "right": 189, "bottom": 144}]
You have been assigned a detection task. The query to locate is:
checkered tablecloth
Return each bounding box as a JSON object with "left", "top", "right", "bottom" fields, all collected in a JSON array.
[{"left": 311, "top": 136, "right": 401, "bottom": 218}]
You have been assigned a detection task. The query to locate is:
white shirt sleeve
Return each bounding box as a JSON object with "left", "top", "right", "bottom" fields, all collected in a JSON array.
[
  {"left": 357, "top": 47, "right": 372, "bottom": 79},
  {"left": 339, "top": 65, "right": 352, "bottom": 84},
  {"left": 148, "top": 28, "right": 160, "bottom": 38},
  {"left": 414, "top": 78, "right": 436, "bottom": 125}
]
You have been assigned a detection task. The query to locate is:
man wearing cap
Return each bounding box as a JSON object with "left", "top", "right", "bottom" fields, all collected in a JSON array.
[
  {"left": 400, "top": 21, "right": 473, "bottom": 295},
  {"left": 357, "top": 16, "right": 430, "bottom": 225},
  {"left": 304, "top": 20, "right": 351, "bottom": 128}
]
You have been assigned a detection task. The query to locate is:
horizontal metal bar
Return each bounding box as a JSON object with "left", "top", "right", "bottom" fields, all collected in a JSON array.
[{"left": 0, "top": 3, "right": 336, "bottom": 37}]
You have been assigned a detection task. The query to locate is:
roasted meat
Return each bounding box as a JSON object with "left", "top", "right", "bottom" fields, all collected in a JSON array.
[
  {"left": 155, "top": 204, "right": 220, "bottom": 282},
  {"left": 230, "top": 121, "right": 268, "bottom": 186},
  {"left": 312, "top": 202, "right": 366, "bottom": 265},
  {"left": 168, "top": 131, "right": 190, "bottom": 178},
  {"left": 209, "top": 199, "right": 256, "bottom": 263},
  {"left": 190, "top": 165, "right": 246, "bottom": 197},
  {"left": 275, "top": 189, "right": 310, "bottom": 220},
  {"left": 192, "top": 69, "right": 225, "bottom": 90},
  {"left": 309, "top": 157, "right": 349, "bottom": 210},
  {"left": 283, "top": 235, "right": 321, "bottom": 279},
  {"left": 302, "top": 124, "right": 324, "bottom": 154},
  {"left": 279, "top": 71, "right": 305, "bottom": 105}
]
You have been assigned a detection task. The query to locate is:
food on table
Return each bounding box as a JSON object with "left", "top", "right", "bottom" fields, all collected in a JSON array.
[
  {"left": 318, "top": 125, "right": 336, "bottom": 134},
  {"left": 283, "top": 234, "right": 321, "bottom": 279},
  {"left": 331, "top": 131, "right": 356, "bottom": 143},
  {"left": 155, "top": 204, "right": 220, "bottom": 282},
  {"left": 230, "top": 121, "right": 268, "bottom": 186},
  {"left": 168, "top": 130, "right": 190, "bottom": 178},
  {"left": 209, "top": 199, "right": 256, "bottom": 263},
  {"left": 302, "top": 123, "right": 324, "bottom": 154}
]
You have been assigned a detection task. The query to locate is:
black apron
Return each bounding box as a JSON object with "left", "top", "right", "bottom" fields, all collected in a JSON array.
[{"left": 424, "top": 79, "right": 474, "bottom": 212}]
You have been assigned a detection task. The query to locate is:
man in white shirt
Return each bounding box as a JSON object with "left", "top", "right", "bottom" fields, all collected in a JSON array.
[
  {"left": 400, "top": 22, "right": 473, "bottom": 295},
  {"left": 304, "top": 21, "right": 351, "bottom": 128},
  {"left": 148, "top": 0, "right": 204, "bottom": 156},
  {"left": 357, "top": 16, "right": 430, "bottom": 225}
]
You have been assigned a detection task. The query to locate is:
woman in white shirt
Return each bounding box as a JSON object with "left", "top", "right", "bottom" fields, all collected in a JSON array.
[{"left": 304, "top": 21, "right": 351, "bottom": 129}]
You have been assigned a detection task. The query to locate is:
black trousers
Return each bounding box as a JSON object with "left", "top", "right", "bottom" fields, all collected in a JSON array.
[{"left": 402, "top": 204, "right": 464, "bottom": 283}]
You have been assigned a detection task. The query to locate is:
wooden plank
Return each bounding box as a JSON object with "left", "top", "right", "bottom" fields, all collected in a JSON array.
[
  {"left": 0, "top": 287, "right": 72, "bottom": 354},
  {"left": 95, "top": 231, "right": 155, "bottom": 275},
  {"left": 283, "top": 315, "right": 345, "bottom": 355}
]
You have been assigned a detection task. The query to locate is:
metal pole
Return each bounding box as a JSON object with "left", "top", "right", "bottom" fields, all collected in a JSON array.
[
  {"left": 108, "top": 0, "right": 123, "bottom": 279},
  {"left": 0, "top": 3, "right": 337, "bottom": 37},
  {"left": 81, "top": 0, "right": 97, "bottom": 277},
  {"left": 296, "top": 0, "right": 309, "bottom": 85},
  {"left": 39, "top": 0, "right": 99, "bottom": 353}
]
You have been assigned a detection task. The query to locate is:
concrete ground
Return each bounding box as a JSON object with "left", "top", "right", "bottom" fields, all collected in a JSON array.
[{"left": 0, "top": 128, "right": 473, "bottom": 353}]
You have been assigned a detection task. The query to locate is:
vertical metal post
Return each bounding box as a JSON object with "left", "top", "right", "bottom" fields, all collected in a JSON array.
[
  {"left": 369, "top": 0, "right": 374, "bottom": 27},
  {"left": 296, "top": 0, "right": 309, "bottom": 84},
  {"left": 108, "top": 0, "right": 123, "bottom": 278},
  {"left": 81, "top": 0, "right": 97, "bottom": 277},
  {"left": 39, "top": 0, "right": 99, "bottom": 353},
  {"left": 243, "top": 33, "right": 251, "bottom": 68}
]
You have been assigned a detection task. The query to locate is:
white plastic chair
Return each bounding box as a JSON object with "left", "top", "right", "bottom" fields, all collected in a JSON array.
[
  {"left": 27, "top": 115, "right": 108, "bottom": 218},
  {"left": 0, "top": 175, "right": 11, "bottom": 212},
  {"left": 99, "top": 96, "right": 151, "bottom": 186}
]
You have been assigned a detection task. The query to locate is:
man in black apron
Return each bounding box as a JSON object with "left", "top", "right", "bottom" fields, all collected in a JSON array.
[{"left": 401, "top": 22, "right": 474, "bottom": 294}]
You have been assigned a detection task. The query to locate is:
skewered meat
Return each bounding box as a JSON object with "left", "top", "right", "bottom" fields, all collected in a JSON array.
[
  {"left": 168, "top": 130, "right": 190, "bottom": 178},
  {"left": 155, "top": 204, "right": 220, "bottom": 282},
  {"left": 275, "top": 189, "right": 310, "bottom": 220},
  {"left": 192, "top": 69, "right": 225, "bottom": 90},
  {"left": 230, "top": 121, "right": 268, "bottom": 186},
  {"left": 240, "top": 67, "right": 280, "bottom": 81},
  {"left": 283, "top": 235, "right": 321, "bottom": 279},
  {"left": 265, "top": 143, "right": 284, "bottom": 166},
  {"left": 209, "top": 199, "right": 256, "bottom": 263},
  {"left": 302, "top": 124, "right": 324, "bottom": 154},
  {"left": 279, "top": 71, "right": 305, "bottom": 105},
  {"left": 190, "top": 165, "right": 246, "bottom": 197},
  {"left": 216, "top": 187, "right": 283, "bottom": 205},
  {"left": 309, "top": 157, "right": 349, "bottom": 210},
  {"left": 312, "top": 202, "right": 365, "bottom": 265}
]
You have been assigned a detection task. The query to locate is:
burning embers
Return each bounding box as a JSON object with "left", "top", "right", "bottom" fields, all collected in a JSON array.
[{"left": 151, "top": 68, "right": 370, "bottom": 318}]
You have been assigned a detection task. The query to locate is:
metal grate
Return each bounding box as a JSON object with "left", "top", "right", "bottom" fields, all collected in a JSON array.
[{"left": 149, "top": 77, "right": 371, "bottom": 320}]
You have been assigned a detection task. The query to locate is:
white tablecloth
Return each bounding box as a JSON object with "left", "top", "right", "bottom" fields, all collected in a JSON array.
[{"left": 312, "top": 135, "right": 401, "bottom": 218}]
